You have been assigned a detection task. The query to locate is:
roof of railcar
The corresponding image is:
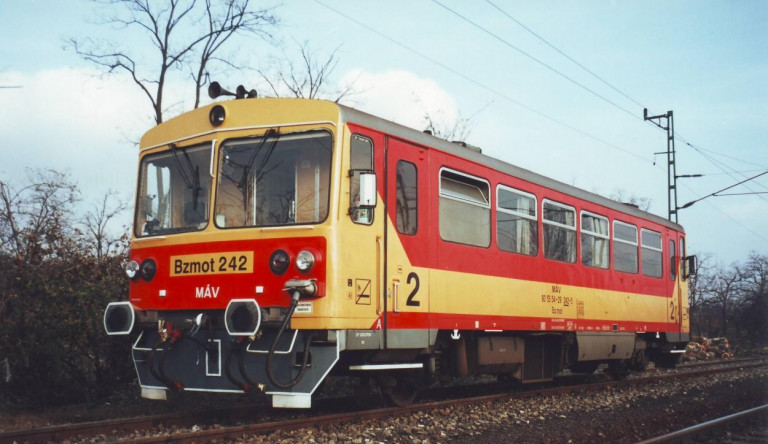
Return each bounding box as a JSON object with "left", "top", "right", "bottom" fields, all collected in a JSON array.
[
  {"left": 140, "top": 97, "right": 682, "bottom": 232},
  {"left": 337, "top": 102, "right": 684, "bottom": 233}
]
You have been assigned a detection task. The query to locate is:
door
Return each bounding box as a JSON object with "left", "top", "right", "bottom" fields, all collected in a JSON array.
[
  {"left": 677, "top": 236, "right": 689, "bottom": 335},
  {"left": 384, "top": 138, "right": 430, "bottom": 349},
  {"left": 667, "top": 233, "right": 686, "bottom": 340}
]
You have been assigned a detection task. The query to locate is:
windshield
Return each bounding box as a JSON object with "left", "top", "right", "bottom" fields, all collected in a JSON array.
[
  {"left": 215, "top": 130, "right": 332, "bottom": 228},
  {"left": 135, "top": 144, "right": 212, "bottom": 237}
]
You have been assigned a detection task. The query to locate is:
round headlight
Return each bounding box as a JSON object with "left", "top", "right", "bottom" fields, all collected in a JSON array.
[
  {"left": 295, "top": 250, "right": 315, "bottom": 273},
  {"left": 269, "top": 250, "right": 290, "bottom": 275},
  {"left": 140, "top": 259, "right": 157, "bottom": 281},
  {"left": 209, "top": 105, "right": 226, "bottom": 126},
  {"left": 125, "top": 260, "right": 140, "bottom": 280}
]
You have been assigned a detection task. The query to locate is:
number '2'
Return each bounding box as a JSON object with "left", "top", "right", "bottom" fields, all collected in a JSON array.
[{"left": 406, "top": 272, "right": 420, "bottom": 307}]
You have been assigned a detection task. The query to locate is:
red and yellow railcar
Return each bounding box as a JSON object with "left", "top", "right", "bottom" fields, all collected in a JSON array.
[{"left": 104, "top": 86, "right": 694, "bottom": 408}]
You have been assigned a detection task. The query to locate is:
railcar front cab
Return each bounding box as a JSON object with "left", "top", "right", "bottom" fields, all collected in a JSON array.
[{"left": 104, "top": 96, "right": 356, "bottom": 408}]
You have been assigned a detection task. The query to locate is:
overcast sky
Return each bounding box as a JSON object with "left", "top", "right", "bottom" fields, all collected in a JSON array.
[{"left": 1, "top": 0, "right": 766, "bottom": 266}]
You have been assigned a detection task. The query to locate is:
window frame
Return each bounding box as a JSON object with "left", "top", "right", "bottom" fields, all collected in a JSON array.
[
  {"left": 349, "top": 133, "right": 375, "bottom": 225},
  {"left": 135, "top": 143, "right": 213, "bottom": 238},
  {"left": 580, "top": 210, "right": 610, "bottom": 269},
  {"left": 438, "top": 167, "right": 491, "bottom": 208},
  {"left": 669, "top": 239, "right": 677, "bottom": 281},
  {"left": 213, "top": 129, "right": 334, "bottom": 230},
  {"left": 395, "top": 159, "right": 418, "bottom": 235},
  {"left": 496, "top": 184, "right": 538, "bottom": 256},
  {"left": 640, "top": 228, "right": 663, "bottom": 278},
  {"left": 438, "top": 167, "right": 491, "bottom": 248},
  {"left": 542, "top": 198, "right": 577, "bottom": 263},
  {"left": 680, "top": 236, "right": 688, "bottom": 281},
  {"left": 613, "top": 219, "right": 639, "bottom": 274}
]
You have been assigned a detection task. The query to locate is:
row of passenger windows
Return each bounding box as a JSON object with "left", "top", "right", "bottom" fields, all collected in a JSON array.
[
  {"left": 355, "top": 142, "right": 678, "bottom": 279},
  {"left": 434, "top": 168, "right": 672, "bottom": 278}
]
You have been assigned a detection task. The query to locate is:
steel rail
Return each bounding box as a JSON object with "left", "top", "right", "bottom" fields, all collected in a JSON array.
[
  {"left": 120, "top": 362, "right": 768, "bottom": 444},
  {"left": 635, "top": 404, "right": 768, "bottom": 444},
  {"left": 1, "top": 359, "right": 764, "bottom": 444}
]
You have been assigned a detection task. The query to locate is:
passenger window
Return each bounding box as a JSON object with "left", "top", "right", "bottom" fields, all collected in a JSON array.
[
  {"left": 542, "top": 200, "right": 576, "bottom": 263},
  {"left": 581, "top": 212, "right": 609, "bottom": 269},
  {"left": 613, "top": 221, "right": 638, "bottom": 273},
  {"left": 396, "top": 161, "right": 417, "bottom": 235},
  {"left": 439, "top": 168, "right": 490, "bottom": 247},
  {"left": 497, "top": 186, "right": 538, "bottom": 256},
  {"left": 641, "top": 229, "right": 663, "bottom": 278},
  {"left": 349, "top": 135, "right": 374, "bottom": 224},
  {"left": 669, "top": 239, "right": 676, "bottom": 281}
]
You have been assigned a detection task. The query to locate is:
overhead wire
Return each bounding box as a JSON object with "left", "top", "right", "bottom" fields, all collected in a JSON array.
[
  {"left": 483, "top": 0, "right": 768, "bottom": 197},
  {"left": 313, "top": 0, "right": 652, "bottom": 163},
  {"left": 485, "top": 0, "right": 646, "bottom": 109},
  {"left": 677, "top": 136, "right": 767, "bottom": 168},
  {"left": 693, "top": 169, "right": 767, "bottom": 177},
  {"left": 316, "top": 0, "right": 767, "bottom": 232},
  {"left": 433, "top": 0, "right": 768, "bottom": 201},
  {"left": 676, "top": 134, "right": 768, "bottom": 199},
  {"left": 679, "top": 182, "right": 768, "bottom": 243},
  {"left": 431, "top": 0, "right": 641, "bottom": 121},
  {"left": 680, "top": 170, "right": 768, "bottom": 208}
]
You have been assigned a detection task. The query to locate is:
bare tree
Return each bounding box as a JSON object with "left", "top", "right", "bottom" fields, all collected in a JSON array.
[
  {"left": 737, "top": 253, "right": 768, "bottom": 344},
  {"left": 0, "top": 169, "right": 79, "bottom": 262},
  {"left": 257, "top": 41, "right": 356, "bottom": 103},
  {"left": 422, "top": 111, "right": 472, "bottom": 142},
  {"left": 81, "top": 191, "right": 129, "bottom": 261},
  {"left": 71, "top": 0, "right": 278, "bottom": 124},
  {"left": 688, "top": 253, "right": 717, "bottom": 337},
  {"left": 609, "top": 189, "right": 652, "bottom": 212},
  {"left": 710, "top": 264, "right": 742, "bottom": 337}
]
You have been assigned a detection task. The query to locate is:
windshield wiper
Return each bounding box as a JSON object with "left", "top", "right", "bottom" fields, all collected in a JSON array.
[
  {"left": 169, "top": 143, "right": 202, "bottom": 210},
  {"left": 237, "top": 128, "right": 280, "bottom": 191}
]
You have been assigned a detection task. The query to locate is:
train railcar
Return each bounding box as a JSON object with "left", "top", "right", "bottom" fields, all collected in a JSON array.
[{"left": 104, "top": 84, "right": 696, "bottom": 408}]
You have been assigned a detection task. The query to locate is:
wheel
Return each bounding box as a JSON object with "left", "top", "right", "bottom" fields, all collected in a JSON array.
[
  {"left": 654, "top": 353, "right": 681, "bottom": 369},
  {"left": 608, "top": 361, "right": 630, "bottom": 380},
  {"left": 630, "top": 349, "right": 650, "bottom": 372},
  {"left": 570, "top": 361, "right": 600, "bottom": 374},
  {"left": 377, "top": 374, "right": 418, "bottom": 407}
]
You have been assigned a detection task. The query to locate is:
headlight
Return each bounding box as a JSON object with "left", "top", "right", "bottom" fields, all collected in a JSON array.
[
  {"left": 209, "top": 104, "right": 226, "bottom": 126},
  {"left": 125, "top": 261, "right": 140, "bottom": 280},
  {"left": 295, "top": 250, "right": 315, "bottom": 273},
  {"left": 140, "top": 259, "right": 157, "bottom": 281},
  {"left": 269, "top": 250, "right": 290, "bottom": 275}
]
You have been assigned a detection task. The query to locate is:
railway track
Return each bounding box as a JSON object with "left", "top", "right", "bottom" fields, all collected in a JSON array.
[
  {"left": 1, "top": 357, "right": 765, "bottom": 443},
  {"left": 637, "top": 404, "right": 768, "bottom": 444}
]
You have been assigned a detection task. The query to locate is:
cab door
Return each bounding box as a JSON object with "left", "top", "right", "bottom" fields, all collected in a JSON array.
[
  {"left": 677, "top": 236, "right": 690, "bottom": 336},
  {"left": 384, "top": 138, "right": 431, "bottom": 349},
  {"left": 666, "top": 233, "right": 687, "bottom": 340},
  {"left": 342, "top": 128, "right": 387, "bottom": 331}
]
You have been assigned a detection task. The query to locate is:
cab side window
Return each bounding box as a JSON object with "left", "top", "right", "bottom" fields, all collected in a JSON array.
[
  {"left": 396, "top": 161, "right": 418, "bottom": 235},
  {"left": 349, "top": 135, "right": 374, "bottom": 224},
  {"left": 669, "top": 239, "right": 677, "bottom": 281}
]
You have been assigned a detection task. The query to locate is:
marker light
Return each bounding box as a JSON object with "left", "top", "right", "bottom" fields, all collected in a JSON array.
[
  {"left": 125, "top": 261, "right": 140, "bottom": 280},
  {"left": 269, "top": 250, "right": 290, "bottom": 275},
  {"left": 295, "top": 250, "right": 315, "bottom": 273},
  {"left": 209, "top": 105, "right": 226, "bottom": 126},
  {"left": 140, "top": 259, "right": 157, "bottom": 281}
]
